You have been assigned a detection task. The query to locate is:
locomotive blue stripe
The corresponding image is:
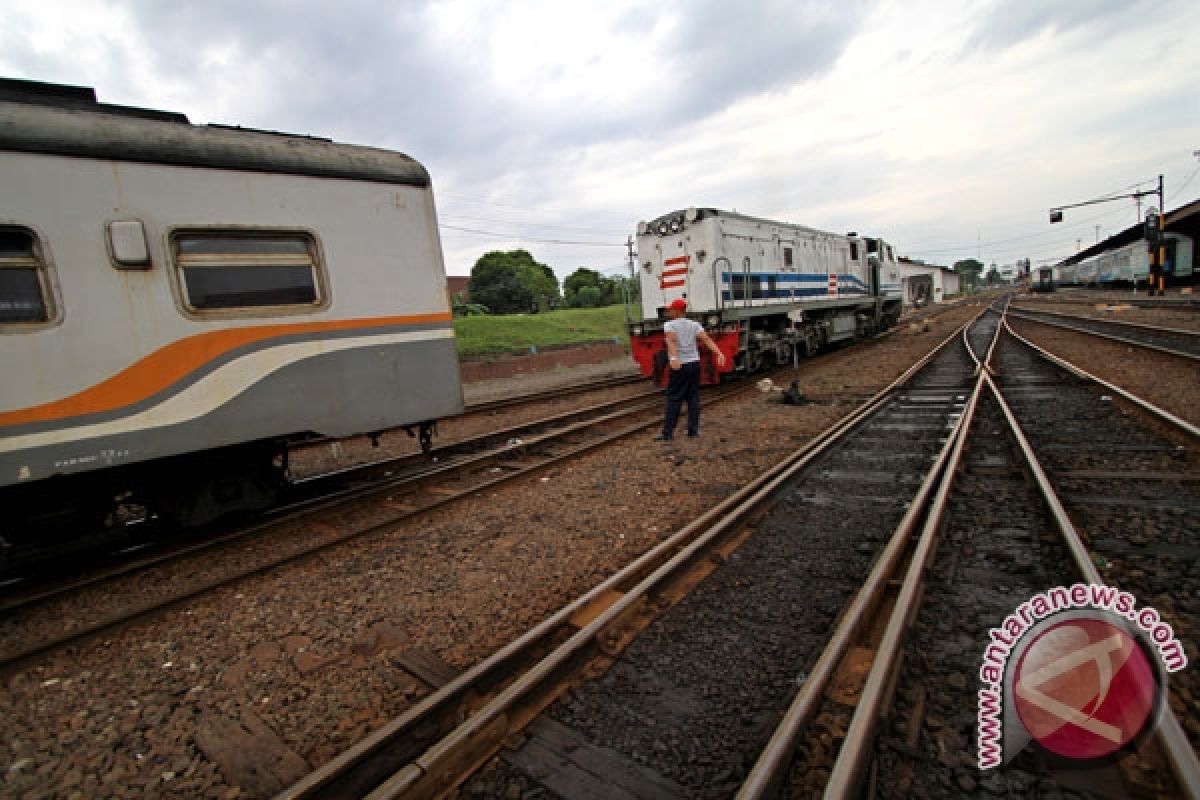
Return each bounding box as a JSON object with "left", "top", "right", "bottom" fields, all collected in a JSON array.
[
  {"left": 719, "top": 272, "right": 867, "bottom": 287},
  {"left": 718, "top": 271, "right": 870, "bottom": 302},
  {"left": 720, "top": 287, "right": 869, "bottom": 301}
]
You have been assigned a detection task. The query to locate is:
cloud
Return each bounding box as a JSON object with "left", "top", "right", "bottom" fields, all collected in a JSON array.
[
  {"left": 964, "top": 0, "right": 1150, "bottom": 53},
  {"left": 2, "top": 0, "right": 1197, "bottom": 276}
]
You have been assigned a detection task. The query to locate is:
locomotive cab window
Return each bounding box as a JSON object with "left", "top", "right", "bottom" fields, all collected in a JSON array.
[
  {"left": 174, "top": 232, "right": 324, "bottom": 312},
  {"left": 0, "top": 228, "right": 52, "bottom": 325}
]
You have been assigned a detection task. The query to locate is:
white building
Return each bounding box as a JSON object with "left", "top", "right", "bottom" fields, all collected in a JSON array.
[{"left": 891, "top": 257, "right": 960, "bottom": 306}]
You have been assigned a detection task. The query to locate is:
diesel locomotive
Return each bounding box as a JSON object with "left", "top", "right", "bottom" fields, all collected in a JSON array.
[{"left": 628, "top": 208, "right": 904, "bottom": 385}]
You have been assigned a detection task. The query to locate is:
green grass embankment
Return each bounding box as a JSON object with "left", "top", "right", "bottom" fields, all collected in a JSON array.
[{"left": 453, "top": 304, "right": 638, "bottom": 357}]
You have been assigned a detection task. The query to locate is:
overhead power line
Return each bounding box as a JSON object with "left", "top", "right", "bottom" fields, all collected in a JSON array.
[{"left": 439, "top": 223, "right": 624, "bottom": 247}]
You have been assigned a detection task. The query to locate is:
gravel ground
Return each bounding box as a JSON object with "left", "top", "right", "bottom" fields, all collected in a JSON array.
[
  {"left": 1007, "top": 317, "right": 1200, "bottom": 428},
  {"left": 470, "top": 330, "right": 974, "bottom": 800},
  {"left": 541, "top": 374, "right": 956, "bottom": 796},
  {"left": 0, "top": 303, "right": 983, "bottom": 800},
  {"left": 1013, "top": 292, "right": 1200, "bottom": 332}
]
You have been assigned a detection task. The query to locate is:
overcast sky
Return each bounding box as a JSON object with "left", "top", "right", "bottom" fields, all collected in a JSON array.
[{"left": 3, "top": 0, "right": 1197, "bottom": 279}]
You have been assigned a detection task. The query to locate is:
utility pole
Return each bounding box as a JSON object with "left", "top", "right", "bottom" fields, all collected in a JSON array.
[{"left": 624, "top": 235, "right": 636, "bottom": 324}]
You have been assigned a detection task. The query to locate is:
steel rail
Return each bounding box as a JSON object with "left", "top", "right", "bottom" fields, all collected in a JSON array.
[
  {"left": 736, "top": 321, "right": 984, "bottom": 799},
  {"left": 821, "top": 313, "right": 1199, "bottom": 799},
  {"left": 1010, "top": 303, "right": 1200, "bottom": 338},
  {"left": 0, "top": 381, "right": 749, "bottom": 673},
  {"left": 0, "top": 385, "right": 667, "bottom": 617},
  {"left": 822, "top": 368, "right": 985, "bottom": 798},
  {"left": 1007, "top": 307, "right": 1200, "bottom": 363},
  {"left": 814, "top": 313, "right": 1000, "bottom": 798},
  {"left": 295, "top": 374, "right": 645, "bottom": 450},
  {"left": 980, "top": 370, "right": 1200, "bottom": 799},
  {"left": 1003, "top": 320, "right": 1200, "bottom": 439},
  {"left": 275, "top": 318, "right": 981, "bottom": 800},
  {"left": 462, "top": 374, "right": 642, "bottom": 415}
]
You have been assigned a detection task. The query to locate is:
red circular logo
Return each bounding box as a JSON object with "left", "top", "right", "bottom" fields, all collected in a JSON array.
[{"left": 1013, "top": 618, "right": 1157, "bottom": 760}]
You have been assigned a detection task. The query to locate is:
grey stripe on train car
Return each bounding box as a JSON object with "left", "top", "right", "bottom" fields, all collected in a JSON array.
[
  {"left": 0, "top": 337, "right": 464, "bottom": 485},
  {"left": 1, "top": 321, "right": 456, "bottom": 437}
]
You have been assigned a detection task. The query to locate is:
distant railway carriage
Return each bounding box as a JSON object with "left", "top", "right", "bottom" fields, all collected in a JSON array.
[
  {"left": 1059, "top": 233, "right": 1193, "bottom": 288},
  {"left": 0, "top": 79, "right": 463, "bottom": 529},
  {"left": 628, "top": 208, "right": 902, "bottom": 385},
  {"left": 1031, "top": 266, "right": 1057, "bottom": 292}
]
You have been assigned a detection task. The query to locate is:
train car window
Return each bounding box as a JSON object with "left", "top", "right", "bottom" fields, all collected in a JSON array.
[
  {"left": 783, "top": 247, "right": 794, "bottom": 268},
  {"left": 849, "top": 241, "right": 859, "bottom": 261},
  {"left": 0, "top": 229, "right": 50, "bottom": 325},
  {"left": 174, "top": 233, "right": 322, "bottom": 311}
]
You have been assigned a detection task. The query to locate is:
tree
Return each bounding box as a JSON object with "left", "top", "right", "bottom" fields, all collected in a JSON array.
[
  {"left": 564, "top": 267, "right": 603, "bottom": 305},
  {"left": 953, "top": 258, "right": 984, "bottom": 291},
  {"left": 468, "top": 250, "right": 560, "bottom": 314},
  {"left": 575, "top": 286, "right": 603, "bottom": 307},
  {"left": 564, "top": 267, "right": 631, "bottom": 308}
]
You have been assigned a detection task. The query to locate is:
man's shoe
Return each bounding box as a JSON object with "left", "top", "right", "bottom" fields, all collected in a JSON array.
[
  {"left": 686, "top": 432, "right": 699, "bottom": 438},
  {"left": 653, "top": 434, "right": 672, "bottom": 442}
]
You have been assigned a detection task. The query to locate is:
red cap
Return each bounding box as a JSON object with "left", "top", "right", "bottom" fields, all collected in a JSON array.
[{"left": 668, "top": 298, "right": 687, "bottom": 311}]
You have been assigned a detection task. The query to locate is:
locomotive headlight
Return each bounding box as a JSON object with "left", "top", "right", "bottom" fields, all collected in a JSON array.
[
  {"left": 657, "top": 221, "right": 669, "bottom": 235},
  {"left": 669, "top": 218, "right": 682, "bottom": 234},
  {"left": 631, "top": 325, "right": 644, "bottom": 336},
  {"left": 706, "top": 314, "right": 719, "bottom": 327}
]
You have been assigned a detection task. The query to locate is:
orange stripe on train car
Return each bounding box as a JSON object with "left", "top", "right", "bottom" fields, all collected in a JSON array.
[
  {"left": 664, "top": 255, "right": 690, "bottom": 267},
  {"left": 0, "top": 312, "right": 453, "bottom": 427}
]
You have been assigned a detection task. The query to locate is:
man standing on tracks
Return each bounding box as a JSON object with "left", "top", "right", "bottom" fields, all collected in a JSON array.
[{"left": 655, "top": 298, "right": 726, "bottom": 441}]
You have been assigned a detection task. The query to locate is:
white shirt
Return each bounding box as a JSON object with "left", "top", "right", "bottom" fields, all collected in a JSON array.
[{"left": 665, "top": 317, "right": 703, "bottom": 363}]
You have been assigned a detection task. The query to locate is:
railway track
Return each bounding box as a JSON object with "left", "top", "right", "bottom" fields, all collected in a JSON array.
[
  {"left": 270, "top": 310, "right": 993, "bottom": 799},
  {"left": 1035, "top": 288, "right": 1200, "bottom": 312},
  {"left": 1008, "top": 304, "right": 1200, "bottom": 361},
  {"left": 271, "top": 299, "right": 1200, "bottom": 799},
  {"left": 0, "top": 376, "right": 743, "bottom": 672},
  {"left": 758, "top": 307, "right": 1200, "bottom": 798},
  {"left": 295, "top": 374, "right": 644, "bottom": 454},
  {"left": 0, "top": 373, "right": 649, "bottom": 592}
]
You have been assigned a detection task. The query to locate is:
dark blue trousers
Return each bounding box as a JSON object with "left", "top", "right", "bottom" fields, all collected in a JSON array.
[{"left": 662, "top": 360, "right": 701, "bottom": 438}]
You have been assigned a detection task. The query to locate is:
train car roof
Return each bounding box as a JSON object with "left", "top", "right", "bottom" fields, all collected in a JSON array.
[
  {"left": 0, "top": 78, "right": 429, "bottom": 187},
  {"left": 642, "top": 207, "right": 850, "bottom": 239}
]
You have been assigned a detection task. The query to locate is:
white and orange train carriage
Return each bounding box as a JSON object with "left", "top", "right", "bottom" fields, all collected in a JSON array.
[{"left": 0, "top": 79, "right": 463, "bottom": 529}]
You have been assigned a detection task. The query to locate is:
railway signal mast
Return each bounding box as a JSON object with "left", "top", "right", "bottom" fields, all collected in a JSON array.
[{"left": 1049, "top": 175, "right": 1166, "bottom": 294}]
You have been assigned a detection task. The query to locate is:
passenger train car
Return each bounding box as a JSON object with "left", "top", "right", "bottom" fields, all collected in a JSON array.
[
  {"left": 0, "top": 79, "right": 463, "bottom": 528},
  {"left": 629, "top": 208, "right": 903, "bottom": 385},
  {"left": 1058, "top": 234, "right": 1193, "bottom": 287}
]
